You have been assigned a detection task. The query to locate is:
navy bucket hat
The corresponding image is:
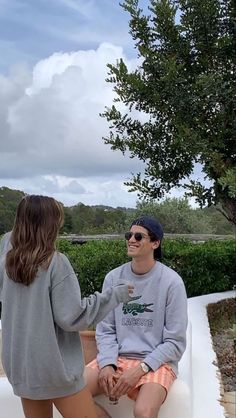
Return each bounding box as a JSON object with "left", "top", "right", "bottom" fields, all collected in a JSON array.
[{"left": 130, "top": 215, "right": 164, "bottom": 260}]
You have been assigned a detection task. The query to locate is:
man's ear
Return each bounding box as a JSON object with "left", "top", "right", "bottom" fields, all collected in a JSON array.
[{"left": 152, "top": 240, "right": 160, "bottom": 249}]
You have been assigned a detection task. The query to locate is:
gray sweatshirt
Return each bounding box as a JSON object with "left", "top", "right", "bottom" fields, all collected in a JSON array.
[
  {"left": 96, "top": 261, "right": 188, "bottom": 376},
  {"left": 0, "top": 233, "right": 131, "bottom": 399}
]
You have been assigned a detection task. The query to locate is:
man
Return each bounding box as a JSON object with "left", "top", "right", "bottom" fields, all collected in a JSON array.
[{"left": 85, "top": 216, "right": 188, "bottom": 418}]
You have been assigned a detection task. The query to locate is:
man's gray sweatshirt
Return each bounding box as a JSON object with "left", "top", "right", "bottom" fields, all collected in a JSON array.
[
  {"left": 0, "top": 234, "right": 131, "bottom": 399},
  {"left": 96, "top": 261, "right": 188, "bottom": 376}
]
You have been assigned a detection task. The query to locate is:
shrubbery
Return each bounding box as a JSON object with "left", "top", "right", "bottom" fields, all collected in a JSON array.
[
  {"left": 57, "top": 238, "right": 236, "bottom": 298},
  {"left": 58, "top": 239, "right": 129, "bottom": 296},
  {"left": 0, "top": 237, "right": 235, "bottom": 318}
]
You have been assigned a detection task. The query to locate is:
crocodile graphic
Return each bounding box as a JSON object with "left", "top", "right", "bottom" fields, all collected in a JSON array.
[{"left": 122, "top": 295, "right": 154, "bottom": 316}]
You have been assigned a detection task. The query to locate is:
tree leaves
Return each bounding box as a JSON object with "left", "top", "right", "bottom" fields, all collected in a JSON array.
[{"left": 102, "top": 0, "right": 236, "bottom": 224}]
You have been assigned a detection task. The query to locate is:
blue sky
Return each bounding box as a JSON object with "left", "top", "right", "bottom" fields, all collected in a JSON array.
[{"left": 0, "top": 0, "right": 135, "bottom": 73}]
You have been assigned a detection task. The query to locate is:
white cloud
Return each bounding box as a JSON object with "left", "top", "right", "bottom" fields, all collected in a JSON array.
[
  {"left": 0, "top": 175, "right": 139, "bottom": 208},
  {"left": 0, "top": 43, "right": 143, "bottom": 207},
  {"left": 1, "top": 43, "right": 143, "bottom": 177}
]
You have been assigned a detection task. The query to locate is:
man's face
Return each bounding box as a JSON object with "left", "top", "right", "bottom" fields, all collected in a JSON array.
[{"left": 126, "top": 225, "right": 160, "bottom": 260}]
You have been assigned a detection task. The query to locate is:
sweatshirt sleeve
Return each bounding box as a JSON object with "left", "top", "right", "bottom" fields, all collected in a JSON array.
[
  {"left": 143, "top": 280, "right": 188, "bottom": 372},
  {"left": 51, "top": 256, "right": 131, "bottom": 332},
  {"left": 0, "top": 260, "right": 3, "bottom": 302},
  {"left": 95, "top": 272, "right": 119, "bottom": 369}
]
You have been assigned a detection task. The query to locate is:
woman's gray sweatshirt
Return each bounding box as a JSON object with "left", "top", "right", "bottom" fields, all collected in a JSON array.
[{"left": 0, "top": 233, "right": 131, "bottom": 399}]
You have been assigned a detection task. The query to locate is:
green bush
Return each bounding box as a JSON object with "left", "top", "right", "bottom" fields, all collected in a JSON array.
[
  {"left": 1, "top": 237, "right": 234, "bottom": 319},
  {"left": 58, "top": 239, "right": 129, "bottom": 296},
  {"left": 58, "top": 238, "right": 236, "bottom": 298},
  {"left": 163, "top": 239, "right": 236, "bottom": 296}
]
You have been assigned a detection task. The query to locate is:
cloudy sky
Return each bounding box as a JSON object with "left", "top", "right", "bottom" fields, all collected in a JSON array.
[{"left": 0, "top": 0, "right": 156, "bottom": 207}]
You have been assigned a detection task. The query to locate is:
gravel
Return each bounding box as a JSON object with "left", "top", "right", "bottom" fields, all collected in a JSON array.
[{"left": 207, "top": 298, "right": 236, "bottom": 392}]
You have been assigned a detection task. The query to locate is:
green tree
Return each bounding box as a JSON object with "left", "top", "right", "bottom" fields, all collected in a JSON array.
[
  {"left": 62, "top": 207, "right": 73, "bottom": 234},
  {"left": 102, "top": 0, "right": 236, "bottom": 224},
  {"left": 0, "top": 187, "right": 25, "bottom": 234},
  {"left": 135, "top": 198, "right": 214, "bottom": 233},
  {"left": 70, "top": 203, "right": 94, "bottom": 233},
  {"left": 103, "top": 208, "right": 127, "bottom": 232}
]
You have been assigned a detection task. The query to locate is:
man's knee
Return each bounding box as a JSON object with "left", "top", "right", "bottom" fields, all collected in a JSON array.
[
  {"left": 134, "top": 403, "right": 159, "bottom": 418},
  {"left": 133, "top": 382, "right": 165, "bottom": 418}
]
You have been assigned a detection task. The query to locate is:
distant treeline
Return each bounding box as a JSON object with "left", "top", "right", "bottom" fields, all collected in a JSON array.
[{"left": 0, "top": 186, "right": 235, "bottom": 236}]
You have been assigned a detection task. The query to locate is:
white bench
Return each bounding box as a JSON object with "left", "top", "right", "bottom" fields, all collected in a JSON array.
[{"left": 0, "top": 323, "right": 192, "bottom": 418}]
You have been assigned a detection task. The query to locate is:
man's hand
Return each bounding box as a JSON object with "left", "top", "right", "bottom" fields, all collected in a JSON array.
[
  {"left": 110, "top": 364, "right": 145, "bottom": 398},
  {"left": 98, "top": 366, "right": 117, "bottom": 397}
]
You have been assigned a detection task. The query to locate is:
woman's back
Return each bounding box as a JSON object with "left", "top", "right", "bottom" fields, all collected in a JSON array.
[
  {"left": 0, "top": 251, "right": 85, "bottom": 399},
  {"left": 0, "top": 195, "right": 133, "bottom": 418}
]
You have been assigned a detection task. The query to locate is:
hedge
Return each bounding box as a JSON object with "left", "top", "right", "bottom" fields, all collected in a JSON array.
[{"left": 57, "top": 238, "right": 236, "bottom": 298}]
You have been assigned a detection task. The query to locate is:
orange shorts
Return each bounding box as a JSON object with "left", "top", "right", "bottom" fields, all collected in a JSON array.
[{"left": 87, "top": 357, "right": 176, "bottom": 401}]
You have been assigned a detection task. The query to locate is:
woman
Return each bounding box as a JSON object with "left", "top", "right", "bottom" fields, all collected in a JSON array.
[{"left": 0, "top": 195, "right": 133, "bottom": 418}]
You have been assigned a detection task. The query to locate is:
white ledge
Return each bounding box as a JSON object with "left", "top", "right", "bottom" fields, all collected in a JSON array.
[{"left": 189, "top": 290, "right": 234, "bottom": 418}]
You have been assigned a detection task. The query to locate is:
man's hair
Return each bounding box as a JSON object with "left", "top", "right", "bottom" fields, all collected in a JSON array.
[
  {"left": 148, "top": 231, "right": 162, "bottom": 260},
  {"left": 6, "top": 195, "right": 64, "bottom": 286}
]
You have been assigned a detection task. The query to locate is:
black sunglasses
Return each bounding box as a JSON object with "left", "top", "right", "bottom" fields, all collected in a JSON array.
[{"left": 125, "top": 231, "right": 149, "bottom": 241}]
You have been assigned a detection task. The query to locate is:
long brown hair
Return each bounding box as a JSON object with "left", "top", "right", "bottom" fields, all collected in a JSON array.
[{"left": 6, "top": 195, "right": 64, "bottom": 286}]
